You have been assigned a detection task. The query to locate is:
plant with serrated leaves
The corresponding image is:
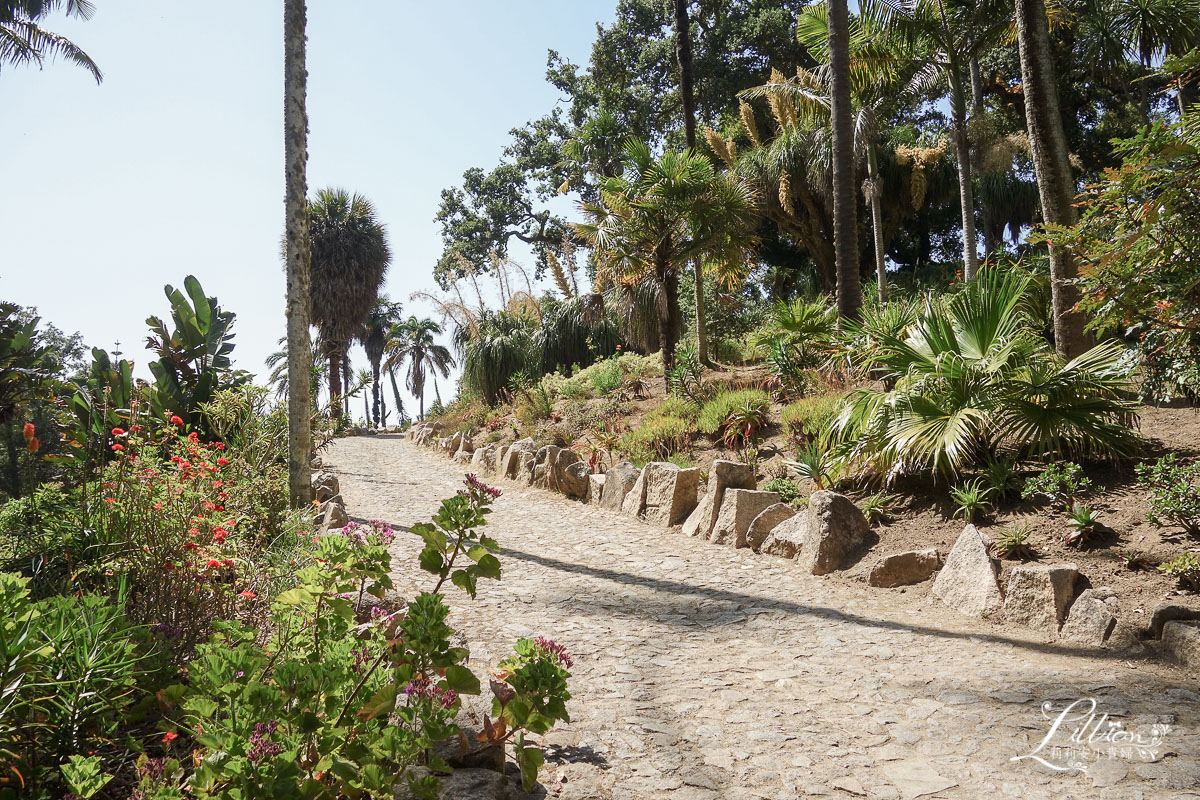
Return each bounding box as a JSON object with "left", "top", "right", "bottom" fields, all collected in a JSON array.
[
  {"left": 950, "top": 479, "right": 994, "bottom": 523},
  {"left": 1064, "top": 504, "right": 1103, "bottom": 546},
  {"left": 411, "top": 475, "right": 504, "bottom": 598},
  {"left": 983, "top": 457, "right": 1021, "bottom": 500},
  {"left": 1022, "top": 462, "right": 1092, "bottom": 510},
  {"left": 1135, "top": 454, "right": 1200, "bottom": 535},
  {"left": 992, "top": 524, "right": 1036, "bottom": 560},
  {"left": 786, "top": 441, "right": 840, "bottom": 491},
  {"left": 859, "top": 492, "right": 898, "bottom": 525}
]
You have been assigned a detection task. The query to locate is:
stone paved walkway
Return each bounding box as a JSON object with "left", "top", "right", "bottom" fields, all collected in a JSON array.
[{"left": 325, "top": 436, "right": 1200, "bottom": 800}]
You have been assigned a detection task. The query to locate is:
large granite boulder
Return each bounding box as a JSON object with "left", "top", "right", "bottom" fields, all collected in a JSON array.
[
  {"left": 932, "top": 524, "right": 1003, "bottom": 616},
  {"left": 517, "top": 451, "right": 536, "bottom": 485},
  {"left": 470, "top": 445, "right": 498, "bottom": 475},
  {"left": 1147, "top": 601, "right": 1200, "bottom": 639},
  {"left": 311, "top": 471, "right": 340, "bottom": 504},
  {"left": 682, "top": 460, "right": 757, "bottom": 538},
  {"left": 794, "top": 490, "right": 871, "bottom": 575},
  {"left": 710, "top": 489, "right": 781, "bottom": 547},
  {"left": 535, "top": 445, "right": 561, "bottom": 488},
  {"left": 620, "top": 464, "right": 650, "bottom": 516},
  {"left": 586, "top": 473, "right": 606, "bottom": 504},
  {"left": 643, "top": 464, "right": 700, "bottom": 526},
  {"left": 744, "top": 503, "right": 797, "bottom": 551},
  {"left": 1003, "top": 563, "right": 1078, "bottom": 631},
  {"left": 1161, "top": 621, "right": 1200, "bottom": 669},
  {"left": 599, "top": 461, "right": 639, "bottom": 510},
  {"left": 869, "top": 549, "right": 941, "bottom": 588},
  {"left": 501, "top": 439, "right": 537, "bottom": 479},
  {"left": 553, "top": 450, "right": 590, "bottom": 498},
  {"left": 316, "top": 494, "right": 348, "bottom": 530},
  {"left": 1061, "top": 587, "right": 1120, "bottom": 646},
  {"left": 760, "top": 514, "right": 806, "bottom": 559}
]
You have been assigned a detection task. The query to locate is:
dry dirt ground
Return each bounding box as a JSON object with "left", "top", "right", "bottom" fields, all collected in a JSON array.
[{"left": 325, "top": 435, "right": 1200, "bottom": 800}]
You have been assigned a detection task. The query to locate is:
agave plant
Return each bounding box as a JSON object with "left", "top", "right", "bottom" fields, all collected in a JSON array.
[
  {"left": 720, "top": 397, "right": 771, "bottom": 449},
  {"left": 832, "top": 269, "right": 1139, "bottom": 482},
  {"left": 992, "top": 523, "right": 1036, "bottom": 560},
  {"left": 786, "top": 441, "right": 840, "bottom": 490},
  {"left": 1064, "top": 504, "right": 1103, "bottom": 546},
  {"left": 949, "top": 478, "right": 994, "bottom": 522}
]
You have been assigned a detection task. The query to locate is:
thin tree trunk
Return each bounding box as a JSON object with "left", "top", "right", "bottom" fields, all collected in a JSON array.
[
  {"left": 284, "top": 0, "right": 312, "bottom": 508},
  {"left": 388, "top": 368, "right": 404, "bottom": 423},
  {"left": 950, "top": 78, "right": 980, "bottom": 280},
  {"left": 970, "top": 58, "right": 999, "bottom": 258},
  {"left": 1015, "top": 0, "right": 1088, "bottom": 358},
  {"left": 328, "top": 348, "right": 343, "bottom": 420},
  {"left": 371, "top": 363, "right": 381, "bottom": 426},
  {"left": 829, "top": 0, "right": 861, "bottom": 323},
  {"left": 866, "top": 144, "right": 888, "bottom": 303},
  {"left": 673, "top": 0, "right": 711, "bottom": 366}
]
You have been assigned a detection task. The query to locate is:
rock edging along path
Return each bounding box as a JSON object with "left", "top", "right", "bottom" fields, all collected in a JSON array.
[{"left": 325, "top": 436, "right": 1200, "bottom": 800}]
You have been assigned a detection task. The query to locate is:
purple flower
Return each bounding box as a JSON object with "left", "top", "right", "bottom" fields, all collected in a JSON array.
[
  {"left": 464, "top": 473, "right": 502, "bottom": 500},
  {"left": 248, "top": 719, "right": 282, "bottom": 762},
  {"left": 533, "top": 636, "right": 574, "bottom": 669}
]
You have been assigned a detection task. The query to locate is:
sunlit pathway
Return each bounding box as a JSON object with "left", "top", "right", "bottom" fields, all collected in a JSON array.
[{"left": 325, "top": 436, "right": 1200, "bottom": 800}]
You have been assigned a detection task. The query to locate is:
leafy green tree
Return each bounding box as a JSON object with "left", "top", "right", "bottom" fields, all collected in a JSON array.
[
  {"left": 307, "top": 188, "right": 391, "bottom": 421},
  {"left": 576, "top": 140, "right": 757, "bottom": 384},
  {"left": 386, "top": 317, "right": 454, "bottom": 421},
  {"left": 1, "top": 0, "right": 101, "bottom": 82}
]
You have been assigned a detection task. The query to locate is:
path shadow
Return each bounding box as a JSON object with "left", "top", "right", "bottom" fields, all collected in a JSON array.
[{"left": 498, "top": 545, "right": 1182, "bottom": 670}]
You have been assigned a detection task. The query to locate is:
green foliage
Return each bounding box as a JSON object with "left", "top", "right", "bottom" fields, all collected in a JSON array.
[
  {"left": 1062, "top": 116, "right": 1200, "bottom": 401},
  {"left": 764, "top": 476, "right": 804, "bottom": 506},
  {"left": 720, "top": 396, "right": 771, "bottom": 449},
  {"left": 0, "top": 303, "right": 51, "bottom": 426},
  {"left": 587, "top": 356, "right": 625, "bottom": 396},
  {"left": 1022, "top": 462, "right": 1093, "bottom": 510},
  {"left": 620, "top": 415, "right": 692, "bottom": 464},
  {"left": 859, "top": 492, "right": 898, "bottom": 525},
  {"left": 786, "top": 441, "right": 840, "bottom": 490},
  {"left": 697, "top": 389, "right": 770, "bottom": 436},
  {"left": 983, "top": 457, "right": 1021, "bottom": 500},
  {"left": 1064, "top": 504, "right": 1103, "bottom": 546},
  {"left": 668, "top": 341, "right": 709, "bottom": 403},
  {"left": 1135, "top": 454, "right": 1200, "bottom": 535},
  {"left": 412, "top": 478, "right": 503, "bottom": 600},
  {"left": 950, "top": 479, "right": 994, "bottom": 523},
  {"left": 832, "top": 269, "right": 1139, "bottom": 480},
  {"left": 992, "top": 524, "right": 1036, "bottom": 560},
  {"left": 781, "top": 394, "right": 840, "bottom": 444},
  {"left": 755, "top": 299, "right": 836, "bottom": 396},
  {"left": 145, "top": 276, "right": 244, "bottom": 430},
  {"left": 1159, "top": 552, "right": 1200, "bottom": 591}
]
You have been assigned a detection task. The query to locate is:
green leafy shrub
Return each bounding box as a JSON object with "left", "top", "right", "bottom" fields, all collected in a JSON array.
[
  {"left": 587, "top": 358, "right": 624, "bottom": 396},
  {"left": 1136, "top": 454, "right": 1200, "bottom": 534},
  {"left": 781, "top": 395, "right": 840, "bottom": 443},
  {"left": 983, "top": 457, "right": 1022, "bottom": 500},
  {"left": 950, "top": 479, "right": 994, "bottom": 522},
  {"left": 764, "top": 476, "right": 804, "bottom": 506},
  {"left": 668, "top": 341, "right": 709, "bottom": 403},
  {"left": 859, "top": 492, "right": 898, "bottom": 525},
  {"left": 1159, "top": 552, "right": 1200, "bottom": 591},
  {"left": 620, "top": 415, "right": 692, "bottom": 464},
  {"left": 697, "top": 389, "right": 770, "bottom": 436},
  {"left": 1022, "top": 462, "right": 1092, "bottom": 510},
  {"left": 720, "top": 396, "right": 771, "bottom": 449},
  {"left": 786, "top": 441, "right": 840, "bottom": 490}
]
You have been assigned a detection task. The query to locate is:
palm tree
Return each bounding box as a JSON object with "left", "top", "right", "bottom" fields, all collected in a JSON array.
[
  {"left": 283, "top": 0, "right": 311, "bottom": 508},
  {"left": 672, "top": 0, "right": 713, "bottom": 365},
  {"left": 1112, "top": 0, "right": 1200, "bottom": 119},
  {"left": 359, "top": 297, "right": 403, "bottom": 427},
  {"left": 265, "top": 334, "right": 324, "bottom": 404},
  {"left": 1, "top": 0, "right": 102, "bottom": 82},
  {"left": 862, "top": 0, "right": 1012, "bottom": 281},
  {"left": 576, "top": 140, "right": 758, "bottom": 385},
  {"left": 307, "top": 188, "right": 392, "bottom": 420},
  {"left": 1015, "top": 0, "right": 1088, "bottom": 358},
  {"left": 387, "top": 317, "right": 454, "bottom": 421},
  {"left": 828, "top": 0, "right": 861, "bottom": 323}
]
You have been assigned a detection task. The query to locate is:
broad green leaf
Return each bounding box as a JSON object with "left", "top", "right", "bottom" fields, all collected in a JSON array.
[{"left": 443, "top": 665, "right": 481, "bottom": 695}]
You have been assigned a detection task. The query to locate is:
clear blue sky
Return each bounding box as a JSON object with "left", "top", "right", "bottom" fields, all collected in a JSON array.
[{"left": 0, "top": 1, "right": 616, "bottom": 419}]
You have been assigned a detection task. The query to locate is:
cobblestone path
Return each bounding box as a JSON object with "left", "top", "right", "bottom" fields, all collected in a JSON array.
[{"left": 326, "top": 436, "right": 1200, "bottom": 800}]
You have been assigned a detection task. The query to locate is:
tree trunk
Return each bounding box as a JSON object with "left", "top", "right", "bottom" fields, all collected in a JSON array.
[
  {"left": 328, "top": 348, "right": 343, "bottom": 420},
  {"left": 371, "top": 363, "right": 381, "bottom": 426},
  {"left": 829, "top": 0, "right": 861, "bottom": 323},
  {"left": 950, "top": 77, "right": 980, "bottom": 280},
  {"left": 970, "top": 57, "right": 1000, "bottom": 258},
  {"left": 866, "top": 144, "right": 888, "bottom": 303},
  {"left": 1015, "top": 0, "right": 1088, "bottom": 358},
  {"left": 673, "top": 0, "right": 711, "bottom": 367},
  {"left": 389, "top": 368, "right": 405, "bottom": 423},
  {"left": 284, "top": 0, "right": 312, "bottom": 508}
]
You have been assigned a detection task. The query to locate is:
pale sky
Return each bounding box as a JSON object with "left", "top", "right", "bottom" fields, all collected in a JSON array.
[{"left": 1, "top": 1, "right": 615, "bottom": 419}]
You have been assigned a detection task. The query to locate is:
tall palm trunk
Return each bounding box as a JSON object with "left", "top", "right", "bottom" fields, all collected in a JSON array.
[
  {"left": 829, "top": 0, "right": 861, "bottom": 323},
  {"left": 388, "top": 368, "right": 404, "bottom": 422},
  {"left": 371, "top": 362, "right": 381, "bottom": 426},
  {"left": 673, "top": 0, "right": 710, "bottom": 365},
  {"left": 327, "top": 347, "right": 343, "bottom": 420},
  {"left": 970, "top": 57, "right": 1000, "bottom": 258},
  {"left": 866, "top": 143, "right": 888, "bottom": 303},
  {"left": 284, "top": 0, "right": 312, "bottom": 508},
  {"left": 949, "top": 74, "right": 980, "bottom": 280},
  {"left": 1015, "top": 0, "right": 1088, "bottom": 358}
]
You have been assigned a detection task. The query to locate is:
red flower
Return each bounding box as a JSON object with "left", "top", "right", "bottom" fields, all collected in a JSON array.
[
  {"left": 205, "top": 559, "right": 221, "bottom": 569},
  {"left": 161, "top": 731, "right": 179, "bottom": 745},
  {"left": 188, "top": 431, "right": 200, "bottom": 443},
  {"left": 112, "top": 427, "right": 126, "bottom": 436},
  {"left": 212, "top": 529, "right": 228, "bottom": 544},
  {"left": 22, "top": 423, "right": 35, "bottom": 441},
  {"left": 170, "top": 415, "right": 184, "bottom": 427},
  {"left": 111, "top": 444, "right": 124, "bottom": 452},
  {"left": 239, "top": 591, "right": 256, "bottom": 599},
  {"left": 27, "top": 437, "right": 38, "bottom": 453},
  {"left": 130, "top": 424, "right": 143, "bottom": 433},
  {"left": 216, "top": 457, "right": 229, "bottom": 466},
  {"left": 104, "top": 496, "right": 116, "bottom": 504},
  {"left": 214, "top": 442, "right": 226, "bottom": 450}
]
